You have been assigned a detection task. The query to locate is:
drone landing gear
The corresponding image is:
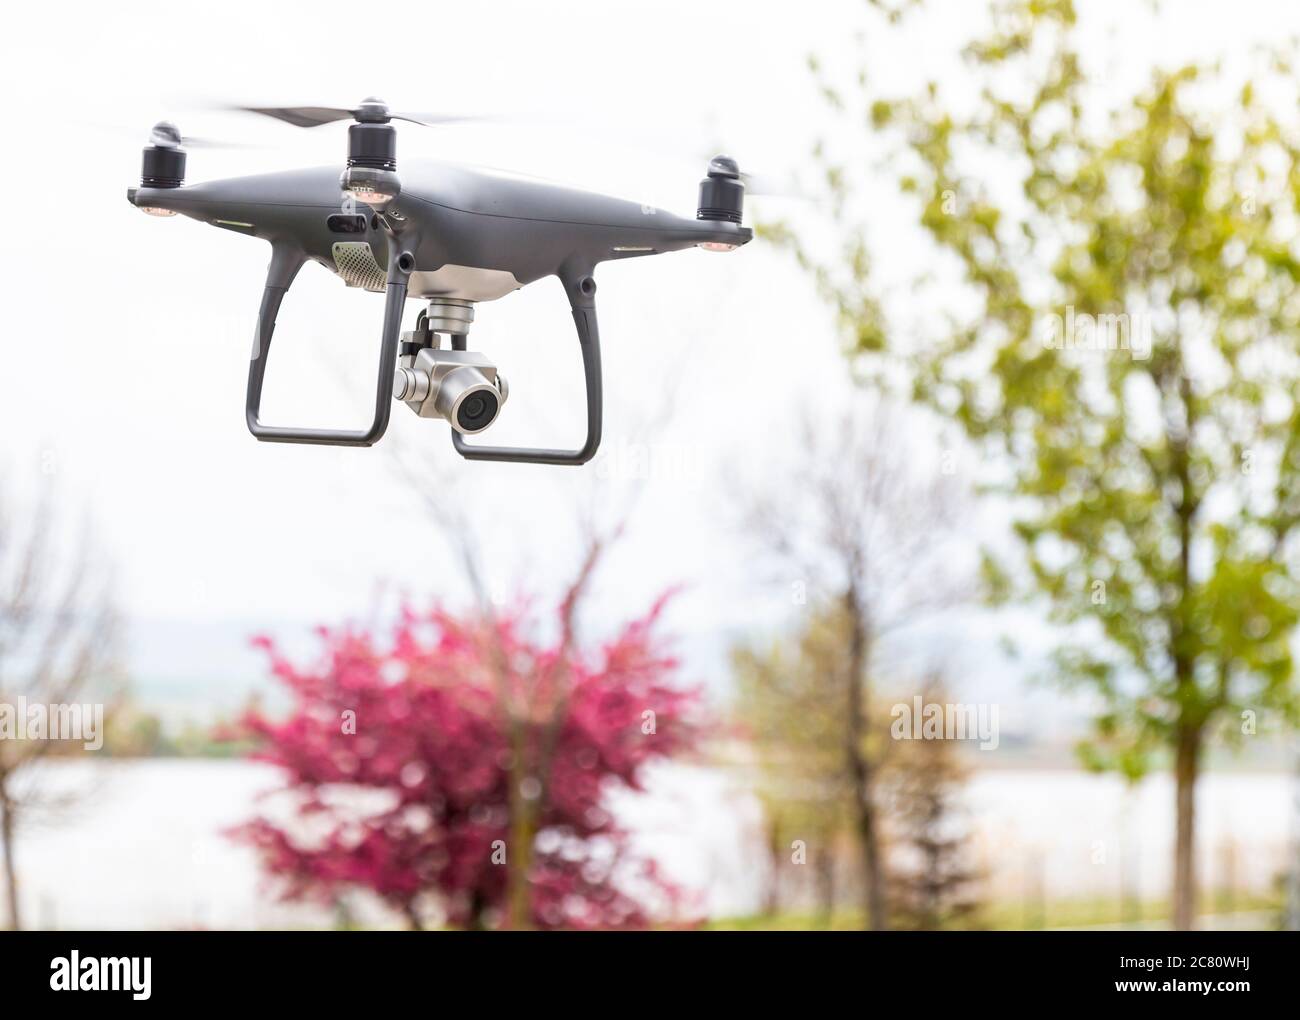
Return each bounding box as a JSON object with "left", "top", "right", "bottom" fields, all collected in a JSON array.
[
  {"left": 244, "top": 241, "right": 602, "bottom": 464},
  {"left": 449, "top": 269, "right": 603, "bottom": 466},
  {"left": 246, "top": 240, "right": 413, "bottom": 446}
]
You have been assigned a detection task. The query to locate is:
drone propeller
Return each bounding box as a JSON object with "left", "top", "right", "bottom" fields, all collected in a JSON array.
[
  {"left": 699, "top": 149, "right": 805, "bottom": 200},
  {"left": 81, "top": 118, "right": 253, "bottom": 151},
  {"left": 736, "top": 169, "right": 805, "bottom": 199},
  {"left": 219, "top": 98, "right": 456, "bottom": 210},
  {"left": 229, "top": 97, "right": 496, "bottom": 129},
  {"left": 147, "top": 121, "right": 253, "bottom": 150}
]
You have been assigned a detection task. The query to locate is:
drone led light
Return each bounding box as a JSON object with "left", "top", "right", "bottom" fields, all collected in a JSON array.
[
  {"left": 340, "top": 164, "right": 401, "bottom": 209},
  {"left": 345, "top": 186, "right": 397, "bottom": 206}
]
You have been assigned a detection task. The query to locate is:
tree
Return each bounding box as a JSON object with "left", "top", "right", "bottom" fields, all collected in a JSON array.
[
  {"left": 787, "top": 0, "right": 1300, "bottom": 928},
  {"left": 738, "top": 401, "right": 965, "bottom": 929},
  {"left": 233, "top": 587, "right": 703, "bottom": 930},
  {"left": 884, "top": 675, "right": 983, "bottom": 930},
  {"left": 733, "top": 603, "right": 857, "bottom": 922},
  {"left": 382, "top": 370, "right": 680, "bottom": 928},
  {"left": 0, "top": 478, "right": 119, "bottom": 930}
]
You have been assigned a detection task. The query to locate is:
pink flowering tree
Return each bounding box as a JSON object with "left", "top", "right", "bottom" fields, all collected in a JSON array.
[{"left": 232, "top": 585, "right": 704, "bottom": 930}]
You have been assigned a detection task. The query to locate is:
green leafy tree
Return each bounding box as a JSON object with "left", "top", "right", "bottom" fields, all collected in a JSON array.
[
  {"left": 733, "top": 603, "right": 858, "bottom": 922},
  {"left": 784, "top": 0, "right": 1300, "bottom": 928}
]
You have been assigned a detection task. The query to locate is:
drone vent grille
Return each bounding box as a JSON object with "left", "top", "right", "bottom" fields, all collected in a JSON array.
[{"left": 332, "top": 242, "right": 387, "bottom": 293}]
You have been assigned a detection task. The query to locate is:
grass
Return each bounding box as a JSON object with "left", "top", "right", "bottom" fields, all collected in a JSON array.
[{"left": 705, "top": 891, "right": 1283, "bottom": 931}]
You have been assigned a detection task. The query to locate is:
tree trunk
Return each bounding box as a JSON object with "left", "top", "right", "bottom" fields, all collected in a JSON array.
[
  {"left": 764, "top": 814, "right": 782, "bottom": 916},
  {"left": 851, "top": 755, "right": 886, "bottom": 930},
  {"left": 816, "top": 834, "right": 836, "bottom": 928},
  {"left": 467, "top": 888, "right": 489, "bottom": 931},
  {"left": 1172, "top": 721, "right": 1200, "bottom": 931},
  {"left": 0, "top": 788, "right": 20, "bottom": 931},
  {"left": 1168, "top": 371, "right": 1201, "bottom": 933},
  {"left": 844, "top": 588, "right": 887, "bottom": 930},
  {"left": 505, "top": 744, "right": 536, "bottom": 930}
]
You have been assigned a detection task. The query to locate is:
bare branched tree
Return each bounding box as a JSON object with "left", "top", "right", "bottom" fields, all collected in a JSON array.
[
  {"left": 738, "top": 396, "right": 968, "bottom": 930},
  {"left": 0, "top": 477, "right": 120, "bottom": 930}
]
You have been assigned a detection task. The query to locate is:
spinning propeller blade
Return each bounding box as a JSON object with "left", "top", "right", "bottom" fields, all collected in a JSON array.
[
  {"left": 699, "top": 146, "right": 806, "bottom": 199},
  {"left": 736, "top": 170, "right": 805, "bottom": 199},
  {"left": 232, "top": 105, "right": 357, "bottom": 128},
  {"left": 230, "top": 100, "right": 499, "bottom": 129},
  {"left": 148, "top": 120, "right": 253, "bottom": 150}
]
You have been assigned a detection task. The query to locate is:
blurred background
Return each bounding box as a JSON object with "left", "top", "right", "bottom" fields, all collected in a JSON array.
[{"left": 2, "top": 0, "right": 1300, "bottom": 930}]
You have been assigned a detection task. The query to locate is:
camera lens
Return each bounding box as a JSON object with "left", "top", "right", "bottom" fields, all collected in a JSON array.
[
  {"left": 425, "top": 362, "right": 508, "bottom": 434},
  {"left": 456, "top": 389, "right": 499, "bottom": 433}
]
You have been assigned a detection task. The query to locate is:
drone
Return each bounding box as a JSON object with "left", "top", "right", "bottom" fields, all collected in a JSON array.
[{"left": 127, "top": 97, "right": 752, "bottom": 464}]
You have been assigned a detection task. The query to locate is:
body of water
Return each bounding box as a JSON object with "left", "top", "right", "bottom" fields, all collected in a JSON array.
[{"left": 6, "top": 759, "right": 1294, "bottom": 928}]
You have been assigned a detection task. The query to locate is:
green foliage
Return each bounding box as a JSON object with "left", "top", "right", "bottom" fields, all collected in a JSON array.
[
  {"left": 98, "top": 702, "right": 254, "bottom": 758},
  {"left": 785, "top": 0, "right": 1300, "bottom": 778},
  {"left": 732, "top": 603, "right": 860, "bottom": 848},
  {"left": 707, "top": 888, "right": 1282, "bottom": 930}
]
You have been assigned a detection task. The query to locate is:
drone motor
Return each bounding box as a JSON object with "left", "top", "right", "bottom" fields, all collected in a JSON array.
[
  {"left": 340, "top": 98, "right": 401, "bottom": 208},
  {"left": 138, "top": 122, "right": 187, "bottom": 216}
]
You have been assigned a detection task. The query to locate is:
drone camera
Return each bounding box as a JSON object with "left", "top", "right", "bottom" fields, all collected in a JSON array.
[
  {"left": 394, "top": 346, "right": 509, "bottom": 436},
  {"left": 443, "top": 370, "right": 502, "bottom": 434}
]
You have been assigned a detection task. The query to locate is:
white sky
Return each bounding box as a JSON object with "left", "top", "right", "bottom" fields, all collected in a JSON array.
[{"left": 2, "top": 0, "right": 1297, "bottom": 716}]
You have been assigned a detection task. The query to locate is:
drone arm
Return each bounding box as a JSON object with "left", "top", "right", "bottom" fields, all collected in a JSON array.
[
  {"left": 451, "top": 268, "right": 603, "bottom": 466},
  {"left": 246, "top": 238, "right": 411, "bottom": 447}
]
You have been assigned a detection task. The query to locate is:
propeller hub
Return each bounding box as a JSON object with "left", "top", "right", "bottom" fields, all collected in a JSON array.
[
  {"left": 707, "top": 155, "right": 741, "bottom": 179},
  {"left": 354, "top": 97, "right": 391, "bottom": 123},
  {"left": 149, "top": 121, "right": 184, "bottom": 149}
]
